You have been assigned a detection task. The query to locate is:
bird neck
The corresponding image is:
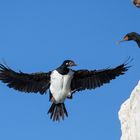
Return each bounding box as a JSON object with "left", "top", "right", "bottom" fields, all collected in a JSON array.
[
  {"left": 56, "top": 65, "right": 70, "bottom": 75},
  {"left": 137, "top": 34, "right": 140, "bottom": 41},
  {"left": 133, "top": 33, "right": 140, "bottom": 41}
]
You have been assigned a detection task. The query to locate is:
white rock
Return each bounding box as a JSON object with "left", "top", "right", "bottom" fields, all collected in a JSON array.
[{"left": 119, "top": 81, "right": 140, "bottom": 140}]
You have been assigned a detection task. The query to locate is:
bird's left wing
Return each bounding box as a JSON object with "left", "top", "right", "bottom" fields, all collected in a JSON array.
[
  {"left": 0, "top": 64, "right": 51, "bottom": 94},
  {"left": 71, "top": 63, "right": 129, "bottom": 93}
]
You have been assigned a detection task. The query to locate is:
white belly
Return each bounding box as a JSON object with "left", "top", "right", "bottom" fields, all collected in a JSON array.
[{"left": 50, "top": 70, "right": 74, "bottom": 103}]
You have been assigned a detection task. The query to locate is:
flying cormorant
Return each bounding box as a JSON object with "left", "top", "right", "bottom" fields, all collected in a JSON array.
[{"left": 0, "top": 60, "right": 130, "bottom": 121}]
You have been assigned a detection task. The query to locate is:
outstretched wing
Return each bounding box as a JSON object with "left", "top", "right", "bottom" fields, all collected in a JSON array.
[
  {"left": 0, "top": 64, "right": 51, "bottom": 94},
  {"left": 71, "top": 63, "right": 129, "bottom": 93}
]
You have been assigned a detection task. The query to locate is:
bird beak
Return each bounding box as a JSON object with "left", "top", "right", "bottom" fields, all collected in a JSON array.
[
  {"left": 72, "top": 63, "right": 77, "bottom": 66},
  {"left": 117, "top": 39, "right": 125, "bottom": 44},
  {"left": 117, "top": 36, "right": 129, "bottom": 44}
]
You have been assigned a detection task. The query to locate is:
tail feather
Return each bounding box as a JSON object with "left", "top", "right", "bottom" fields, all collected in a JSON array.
[
  {"left": 48, "top": 103, "right": 68, "bottom": 121},
  {"left": 63, "top": 103, "right": 68, "bottom": 116}
]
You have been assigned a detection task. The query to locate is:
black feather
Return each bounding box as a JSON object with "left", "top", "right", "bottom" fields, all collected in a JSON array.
[
  {"left": 0, "top": 64, "right": 51, "bottom": 94},
  {"left": 71, "top": 61, "right": 130, "bottom": 93},
  {"left": 48, "top": 103, "right": 68, "bottom": 121}
]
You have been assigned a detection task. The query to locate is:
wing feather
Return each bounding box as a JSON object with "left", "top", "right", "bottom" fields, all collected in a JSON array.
[
  {"left": 0, "top": 64, "right": 51, "bottom": 94},
  {"left": 71, "top": 63, "right": 130, "bottom": 93}
]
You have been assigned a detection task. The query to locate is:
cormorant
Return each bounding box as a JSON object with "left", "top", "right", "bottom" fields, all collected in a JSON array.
[{"left": 0, "top": 60, "right": 130, "bottom": 121}]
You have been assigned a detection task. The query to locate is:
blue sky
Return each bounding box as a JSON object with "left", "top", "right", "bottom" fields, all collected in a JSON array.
[{"left": 0, "top": 0, "right": 139, "bottom": 140}]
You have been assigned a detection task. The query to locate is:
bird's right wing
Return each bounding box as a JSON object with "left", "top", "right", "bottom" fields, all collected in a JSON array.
[{"left": 0, "top": 64, "right": 51, "bottom": 94}]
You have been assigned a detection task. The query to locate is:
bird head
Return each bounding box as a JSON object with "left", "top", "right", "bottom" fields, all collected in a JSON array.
[
  {"left": 62, "top": 60, "right": 77, "bottom": 67},
  {"left": 117, "top": 32, "right": 138, "bottom": 44}
]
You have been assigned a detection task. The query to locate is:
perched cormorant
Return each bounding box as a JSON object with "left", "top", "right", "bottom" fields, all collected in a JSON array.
[
  {"left": 118, "top": 32, "right": 140, "bottom": 48},
  {"left": 0, "top": 60, "right": 130, "bottom": 121}
]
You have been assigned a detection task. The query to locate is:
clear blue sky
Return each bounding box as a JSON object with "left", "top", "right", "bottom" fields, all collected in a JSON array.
[{"left": 0, "top": 0, "right": 139, "bottom": 140}]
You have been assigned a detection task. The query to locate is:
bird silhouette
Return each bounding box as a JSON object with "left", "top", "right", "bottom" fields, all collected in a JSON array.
[{"left": 0, "top": 60, "right": 130, "bottom": 121}]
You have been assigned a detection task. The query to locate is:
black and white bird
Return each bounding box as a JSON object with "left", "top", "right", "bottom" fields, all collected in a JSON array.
[
  {"left": 0, "top": 60, "right": 129, "bottom": 121},
  {"left": 118, "top": 32, "right": 140, "bottom": 48}
]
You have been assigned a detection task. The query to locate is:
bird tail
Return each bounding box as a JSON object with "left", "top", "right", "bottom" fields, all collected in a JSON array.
[{"left": 48, "top": 103, "right": 68, "bottom": 121}]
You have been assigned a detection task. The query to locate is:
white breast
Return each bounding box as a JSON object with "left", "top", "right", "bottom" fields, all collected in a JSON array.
[{"left": 50, "top": 70, "right": 74, "bottom": 103}]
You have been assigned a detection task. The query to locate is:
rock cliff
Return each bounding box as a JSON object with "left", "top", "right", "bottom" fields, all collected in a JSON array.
[{"left": 119, "top": 81, "right": 140, "bottom": 140}]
